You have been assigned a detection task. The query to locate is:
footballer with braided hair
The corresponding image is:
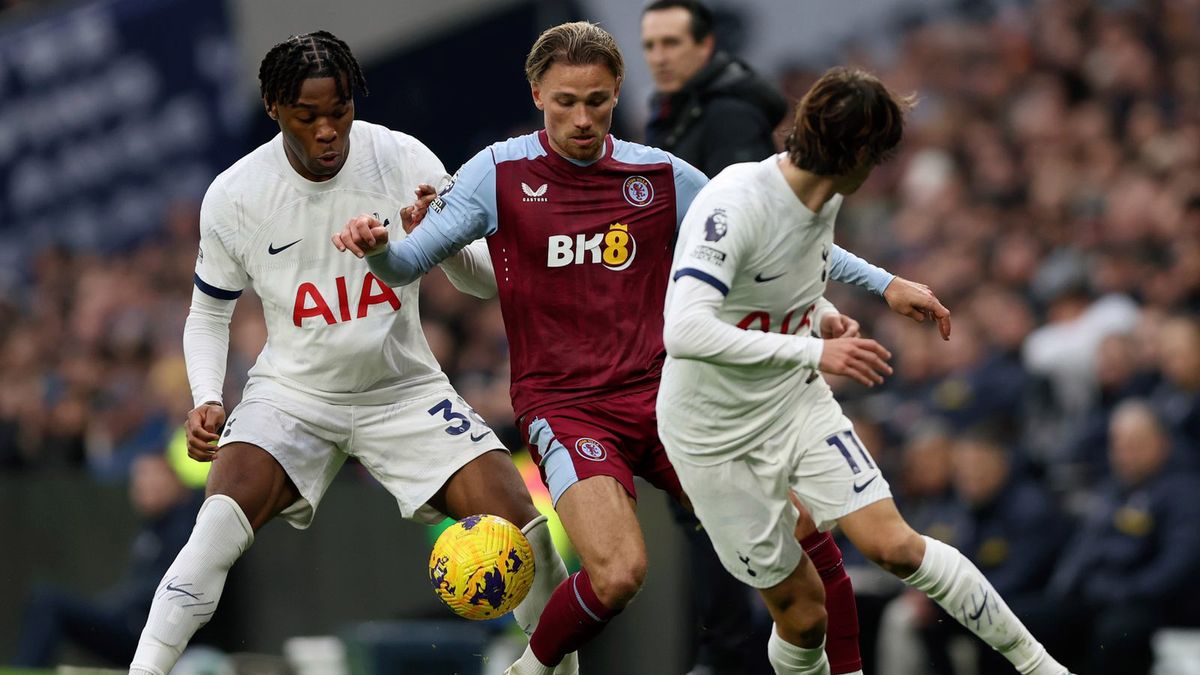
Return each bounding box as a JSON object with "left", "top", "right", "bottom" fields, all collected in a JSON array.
[{"left": 128, "top": 32, "right": 569, "bottom": 675}]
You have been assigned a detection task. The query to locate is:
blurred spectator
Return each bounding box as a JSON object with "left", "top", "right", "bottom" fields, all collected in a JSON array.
[
  {"left": 1151, "top": 315, "right": 1200, "bottom": 457},
  {"left": 1019, "top": 400, "right": 1200, "bottom": 675},
  {"left": 1060, "top": 332, "right": 1159, "bottom": 487},
  {"left": 13, "top": 453, "right": 201, "bottom": 668}
]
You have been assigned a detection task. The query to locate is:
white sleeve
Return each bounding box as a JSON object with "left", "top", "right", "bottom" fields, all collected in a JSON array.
[
  {"left": 810, "top": 297, "right": 839, "bottom": 335},
  {"left": 663, "top": 276, "right": 824, "bottom": 368},
  {"left": 438, "top": 238, "right": 497, "bottom": 299},
  {"left": 183, "top": 286, "right": 236, "bottom": 408}
]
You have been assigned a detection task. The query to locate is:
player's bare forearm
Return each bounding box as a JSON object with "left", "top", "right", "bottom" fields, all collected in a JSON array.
[{"left": 882, "top": 276, "right": 952, "bottom": 340}]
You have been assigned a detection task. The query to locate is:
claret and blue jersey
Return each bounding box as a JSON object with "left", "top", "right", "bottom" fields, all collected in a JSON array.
[{"left": 375, "top": 129, "right": 707, "bottom": 420}]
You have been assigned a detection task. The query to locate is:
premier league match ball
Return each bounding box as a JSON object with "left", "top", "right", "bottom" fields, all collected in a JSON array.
[{"left": 429, "top": 514, "right": 535, "bottom": 620}]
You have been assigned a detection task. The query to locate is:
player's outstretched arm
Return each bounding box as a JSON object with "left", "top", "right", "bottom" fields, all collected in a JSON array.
[
  {"left": 882, "top": 276, "right": 952, "bottom": 340},
  {"left": 826, "top": 246, "right": 951, "bottom": 339},
  {"left": 828, "top": 245, "right": 894, "bottom": 295},
  {"left": 404, "top": 183, "right": 497, "bottom": 299}
]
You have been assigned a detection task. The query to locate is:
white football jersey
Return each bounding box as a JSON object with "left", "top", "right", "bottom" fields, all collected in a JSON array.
[
  {"left": 659, "top": 154, "right": 843, "bottom": 459},
  {"left": 194, "top": 121, "right": 450, "bottom": 404}
]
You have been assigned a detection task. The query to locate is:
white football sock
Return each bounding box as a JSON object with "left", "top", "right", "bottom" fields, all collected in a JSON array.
[
  {"left": 904, "top": 536, "right": 1068, "bottom": 675},
  {"left": 506, "top": 644, "right": 555, "bottom": 675},
  {"left": 767, "top": 624, "right": 830, "bottom": 675},
  {"left": 512, "top": 515, "right": 577, "bottom": 675},
  {"left": 513, "top": 515, "right": 568, "bottom": 635},
  {"left": 129, "top": 495, "right": 253, "bottom": 675}
]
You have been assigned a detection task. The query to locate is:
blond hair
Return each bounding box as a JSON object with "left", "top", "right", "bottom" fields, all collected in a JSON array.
[{"left": 524, "top": 21, "right": 624, "bottom": 83}]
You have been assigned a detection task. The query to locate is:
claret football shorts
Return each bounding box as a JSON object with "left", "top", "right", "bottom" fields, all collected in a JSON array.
[{"left": 520, "top": 383, "right": 683, "bottom": 506}]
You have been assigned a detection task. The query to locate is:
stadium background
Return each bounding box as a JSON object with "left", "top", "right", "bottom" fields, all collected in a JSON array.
[{"left": 1, "top": 0, "right": 1199, "bottom": 673}]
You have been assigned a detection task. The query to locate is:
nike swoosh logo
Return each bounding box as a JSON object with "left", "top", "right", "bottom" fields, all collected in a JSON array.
[
  {"left": 268, "top": 239, "right": 303, "bottom": 255},
  {"left": 852, "top": 475, "right": 878, "bottom": 493},
  {"left": 469, "top": 430, "right": 492, "bottom": 443},
  {"left": 754, "top": 271, "right": 786, "bottom": 283},
  {"left": 164, "top": 583, "right": 200, "bottom": 600},
  {"left": 968, "top": 590, "right": 990, "bottom": 621}
]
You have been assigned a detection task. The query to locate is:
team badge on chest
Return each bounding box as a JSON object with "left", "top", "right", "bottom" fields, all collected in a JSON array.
[{"left": 623, "top": 175, "right": 654, "bottom": 207}]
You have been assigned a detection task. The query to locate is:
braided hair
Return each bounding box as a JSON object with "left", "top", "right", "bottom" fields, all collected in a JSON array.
[{"left": 259, "top": 31, "right": 368, "bottom": 108}]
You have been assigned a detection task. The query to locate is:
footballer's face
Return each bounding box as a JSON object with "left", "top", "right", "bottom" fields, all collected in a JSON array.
[
  {"left": 641, "top": 7, "right": 714, "bottom": 94},
  {"left": 269, "top": 76, "right": 354, "bottom": 182},
  {"left": 532, "top": 62, "right": 622, "bottom": 162}
]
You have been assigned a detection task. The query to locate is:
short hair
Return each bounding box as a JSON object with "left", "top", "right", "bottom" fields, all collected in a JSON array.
[
  {"left": 642, "top": 0, "right": 715, "bottom": 42},
  {"left": 784, "top": 67, "right": 915, "bottom": 176},
  {"left": 259, "top": 31, "right": 368, "bottom": 108},
  {"left": 524, "top": 21, "right": 625, "bottom": 84}
]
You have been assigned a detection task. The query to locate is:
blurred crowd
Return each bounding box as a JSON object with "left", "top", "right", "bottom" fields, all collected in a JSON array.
[{"left": 2, "top": 0, "right": 1200, "bottom": 671}]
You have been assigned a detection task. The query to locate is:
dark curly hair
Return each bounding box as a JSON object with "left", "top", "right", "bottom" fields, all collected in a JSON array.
[{"left": 259, "top": 30, "right": 368, "bottom": 108}]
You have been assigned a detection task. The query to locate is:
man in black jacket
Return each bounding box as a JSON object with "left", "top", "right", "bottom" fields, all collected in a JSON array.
[{"left": 642, "top": 0, "right": 788, "bottom": 178}]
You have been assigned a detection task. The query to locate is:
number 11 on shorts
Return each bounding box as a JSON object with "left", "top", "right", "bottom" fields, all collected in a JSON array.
[{"left": 826, "top": 430, "right": 875, "bottom": 474}]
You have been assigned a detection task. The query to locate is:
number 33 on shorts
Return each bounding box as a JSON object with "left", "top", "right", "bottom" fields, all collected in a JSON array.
[{"left": 427, "top": 398, "right": 493, "bottom": 443}]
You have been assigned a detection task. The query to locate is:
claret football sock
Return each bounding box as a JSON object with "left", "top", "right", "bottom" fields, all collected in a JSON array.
[
  {"left": 800, "top": 531, "right": 862, "bottom": 674},
  {"left": 528, "top": 568, "right": 620, "bottom": 667},
  {"left": 903, "top": 535, "right": 1068, "bottom": 675},
  {"left": 767, "top": 624, "right": 831, "bottom": 675},
  {"left": 129, "top": 495, "right": 253, "bottom": 675}
]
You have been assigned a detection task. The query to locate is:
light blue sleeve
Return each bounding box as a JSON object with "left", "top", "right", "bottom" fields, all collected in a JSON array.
[
  {"left": 828, "top": 245, "right": 895, "bottom": 296},
  {"left": 367, "top": 148, "right": 498, "bottom": 287},
  {"left": 672, "top": 157, "right": 709, "bottom": 232}
]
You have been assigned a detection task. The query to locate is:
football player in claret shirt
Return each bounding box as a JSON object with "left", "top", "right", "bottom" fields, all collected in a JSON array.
[
  {"left": 127, "top": 31, "right": 569, "bottom": 675},
  {"left": 334, "top": 22, "right": 948, "bottom": 675},
  {"left": 658, "top": 66, "right": 1072, "bottom": 675}
]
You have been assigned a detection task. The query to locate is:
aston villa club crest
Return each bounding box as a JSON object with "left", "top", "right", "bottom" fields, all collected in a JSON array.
[
  {"left": 623, "top": 175, "right": 653, "bottom": 207},
  {"left": 575, "top": 437, "right": 607, "bottom": 461}
]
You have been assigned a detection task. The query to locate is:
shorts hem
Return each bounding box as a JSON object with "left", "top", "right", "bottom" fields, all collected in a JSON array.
[{"left": 728, "top": 547, "right": 805, "bottom": 590}]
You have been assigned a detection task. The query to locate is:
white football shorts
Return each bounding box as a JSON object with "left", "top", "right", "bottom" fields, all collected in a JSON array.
[
  {"left": 664, "top": 386, "right": 891, "bottom": 588},
  {"left": 218, "top": 378, "right": 503, "bottom": 528}
]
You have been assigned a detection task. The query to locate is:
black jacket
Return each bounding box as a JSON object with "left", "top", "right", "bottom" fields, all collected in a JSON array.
[{"left": 646, "top": 51, "right": 788, "bottom": 179}]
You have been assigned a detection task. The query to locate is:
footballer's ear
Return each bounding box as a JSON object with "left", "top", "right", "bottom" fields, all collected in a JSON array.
[
  {"left": 530, "top": 81, "right": 545, "bottom": 111},
  {"left": 264, "top": 99, "right": 277, "bottom": 120}
]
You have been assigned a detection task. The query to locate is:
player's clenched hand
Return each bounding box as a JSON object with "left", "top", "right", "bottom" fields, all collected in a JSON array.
[
  {"left": 883, "top": 276, "right": 952, "bottom": 340},
  {"left": 818, "top": 337, "right": 893, "bottom": 387},
  {"left": 185, "top": 402, "right": 226, "bottom": 462},
  {"left": 819, "top": 313, "right": 861, "bottom": 339},
  {"left": 331, "top": 213, "right": 389, "bottom": 258},
  {"left": 401, "top": 183, "right": 438, "bottom": 234}
]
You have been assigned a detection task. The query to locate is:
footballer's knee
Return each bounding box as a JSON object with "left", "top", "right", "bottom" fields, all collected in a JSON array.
[
  {"left": 768, "top": 585, "right": 827, "bottom": 648},
  {"left": 588, "top": 555, "right": 647, "bottom": 609},
  {"left": 779, "top": 603, "right": 828, "bottom": 648},
  {"left": 864, "top": 528, "right": 925, "bottom": 578}
]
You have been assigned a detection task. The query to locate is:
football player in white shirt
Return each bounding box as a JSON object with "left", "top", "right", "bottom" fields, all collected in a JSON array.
[
  {"left": 129, "top": 32, "right": 573, "bottom": 675},
  {"left": 658, "top": 67, "right": 1072, "bottom": 675}
]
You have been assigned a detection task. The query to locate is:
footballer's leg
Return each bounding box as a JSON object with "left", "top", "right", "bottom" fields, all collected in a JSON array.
[
  {"left": 507, "top": 475, "right": 646, "bottom": 675},
  {"left": 757, "top": 555, "right": 834, "bottom": 675},
  {"left": 130, "top": 443, "right": 298, "bottom": 675},
  {"left": 791, "top": 495, "right": 863, "bottom": 675},
  {"left": 429, "top": 449, "right": 573, "bottom": 671},
  {"left": 838, "top": 500, "right": 1071, "bottom": 675}
]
